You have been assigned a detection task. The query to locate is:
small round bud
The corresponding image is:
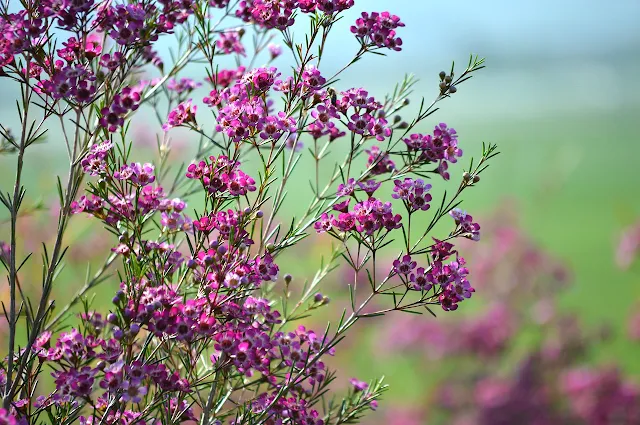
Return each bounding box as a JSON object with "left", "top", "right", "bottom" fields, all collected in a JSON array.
[
  {"left": 210, "top": 240, "right": 219, "bottom": 249},
  {"left": 321, "top": 296, "right": 331, "bottom": 305},
  {"left": 439, "top": 81, "right": 447, "bottom": 91},
  {"left": 284, "top": 274, "right": 292, "bottom": 284},
  {"left": 96, "top": 361, "right": 106, "bottom": 371},
  {"left": 187, "top": 259, "right": 197, "bottom": 269},
  {"left": 377, "top": 110, "right": 386, "bottom": 119},
  {"left": 217, "top": 245, "right": 227, "bottom": 255},
  {"left": 107, "top": 313, "right": 118, "bottom": 324},
  {"left": 439, "top": 71, "right": 446, "bottom": 80},
  {"left": 203, "top": 255, "right": 214, "bottom": 265},
  {"left": 472, "top": 175, "right": 480, "bottom": 183},
  {"left": 113, "top": 327, "right": 124, "bottom": 340},
  {"left": 398, "top": 121, "right": 409, "bottom": 129},
  {"left": 444, "top": 75, "right": 452, "bottom": 84},
  {"left": 112, "top": 295, "right": 120, "bottom": 304},
  {"left": 129, "top": 323, "right": 140, "bottom": 335},
  {"left": 256, "top": 210, "right": 264, "bottom": 218},
  {"left": 243, "top": 207, "right": 251, "bottom": 215},
  {"left": 238, "top": 243, "right": 247, "bottom": 252},
  {"left": 393, "top": 115, "right": 402, "bottom": 124},
  {"left": 237, "top": 28, "right": 245, "bottom": 37},
  {"left": 314, "top": 293, "right": 324, "bottom": 303},
  {"left": 449, "top": 85, "right": 457, "bottom": 94},
  {"left": 463, "top": 172, "right": 471, "bottom": 181},
  {"left": 402, "top": 98, "right": 410, "bottom": 106},
  {"left": 123, "top": 308, "right": 133, "bottom": 319},
  {"left": 145, "top": 303, "right": 156, "bottom": 313},
  {"left": 266, "top": 243, "right": 276, "bottom": 253}
]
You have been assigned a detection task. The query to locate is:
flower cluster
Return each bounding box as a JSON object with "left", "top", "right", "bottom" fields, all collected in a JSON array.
[
  {"left": 99, "top": 87, "right": 141, "bottom": 132},
  {"left": 404, "top": 123, "right": 463, "bottom": 180},
  {"left": 235, "top": 0, "right": 354, "bottom": 30},
  {"left": 163, "top": 99, "right": 197, "bottom": 131},
  {"left": 392, "top": 178, "right": 432, "bottom": 212},
  {"left": 367, "top": 211, "right": 640, "bottom": 425},
  {"left": 350, "top": 12, "right": 405, "bottom": 51},
  {"left": 185, "top": 155, "right": 256, "bottom": 197},
  {"left": 315, "top": 196, "right": 402, "bottom": 237},
  {"left": 449, "top": 208, "right": 481, "bottom": 241}
]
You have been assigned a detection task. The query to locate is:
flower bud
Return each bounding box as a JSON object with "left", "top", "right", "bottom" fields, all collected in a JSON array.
[
  {"left": 463, "top": 172, "right": 471, "bottom": 181},
  {"left": 314, "top": 293, "right": 323, "bottom": 302},
  {"left": 187, "top": 259, "right": 197, "bottom": 269},
  {"left": 256, "top": 210, "right": 264, "bottom": 218},
  {"left": 243, "top": 207, "right": 251, "bottom": 215},
  {"left": 398, "top": 122, "right": 409, "bottom": 129},
  {"left": 393, "top": 115, "right": 402, "bottom": 124},
  {"left": 217, "top": 245, "right": 227, "bottom": 255},
  {"left": 439, "top": 81, "right": 447, "bottom": 91},
  {"left": 444, "top": 75, "right": 452, "bottom": 84},
  {"left": 284, "top": 274, "right": 292, "bottom": 284},
  {"left": 113, "top": 327, "right": 124, "bottom": 340},
  {"left": 472, "top": 175, "right": 480, "bottom": 183},
  {"left": 129, "top": 323, "right": 140, "bottom": 335},
  {"left": 266, "top": 243, "right": 276, "bottom": 253},
  {"left": 107, "top": 313, "right": 118, "bottom": 324},
  {"left": 439, "top": 71, "right": 446, "bottom": 80},
  {"left": 449, "top": 85, "right": 457, "bottom": 94}
]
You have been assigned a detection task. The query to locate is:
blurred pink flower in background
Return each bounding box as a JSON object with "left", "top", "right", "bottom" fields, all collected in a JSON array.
[{"left": 616, "top": 221, "right": 640, "bottom": 269}]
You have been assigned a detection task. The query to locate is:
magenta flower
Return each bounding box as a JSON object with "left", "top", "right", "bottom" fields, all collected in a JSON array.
[
  {"left": 130, "top": 162, "right": 156, "bottom": 186},
  {"left": 356, "top": 180, "right": 381, "bottom": 198},
  {"left": 450, "top": 208, "right": 481, "bottom": 241},
  {"left": 163, "top": 99, "right": 197, "bottom": 131},
  {"left": 217, "top": 30, "right": 245, "bottom": 56},
  {"left": 366, "top": 146, "right": 395, "bottom": 175},
  {"left": 350, "top": 378, "right": 369, "bottom": 392},
  {"left": 268, "top": 43, "right": 282, "bottom": 59},
  {"left": 393, "top": 254, "right": 416, "bottom": 275},
  {"left": 337, "top": 178, "right": 356, "bottom": 197},
  {"left": 120, "top": 380, "right": 148, "bottom": 403},
  {"left": 351, "top": 11, "right": 405, "bottom": 51},
  {"left": 314, "top": 213, "right": 333, "bottom": 233}
]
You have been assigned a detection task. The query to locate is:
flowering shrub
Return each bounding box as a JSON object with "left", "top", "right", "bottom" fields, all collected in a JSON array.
[
  {"left": 373, "top": 210, "right": 640, "bottom": 425},
  {"left": 0, "top": 0, "right": 496, "bottom": 424}
]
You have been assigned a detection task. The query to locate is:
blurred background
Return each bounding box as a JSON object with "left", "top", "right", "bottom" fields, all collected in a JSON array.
[{"left": 1, "top": 0, "right": 640, "bottom": 423}]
